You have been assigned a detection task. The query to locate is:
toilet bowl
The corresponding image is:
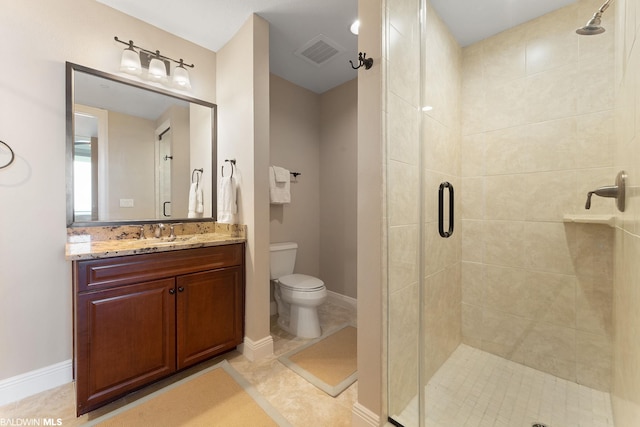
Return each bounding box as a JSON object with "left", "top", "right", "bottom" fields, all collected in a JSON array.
[{"left": 270, "top": 243, "right": 327, "bottom": 338}]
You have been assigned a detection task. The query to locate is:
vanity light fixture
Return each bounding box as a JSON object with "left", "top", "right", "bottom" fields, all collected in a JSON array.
[
  {"left": 114, "top": 36, "right": 194, "bottom": 89},
  {"left": 119, "top": 40, "right": 141, "bottom": 75},
  {"left": 147, "top": 51, "right": 169, "bottom": 83},
  {"left": 173, "top": 59, "right": 192, "bottom": 89}
]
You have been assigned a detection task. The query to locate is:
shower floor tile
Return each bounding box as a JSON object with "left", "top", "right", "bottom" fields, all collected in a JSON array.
[{"left": 392, "top": 344, "right": 614, "bottom": 427}]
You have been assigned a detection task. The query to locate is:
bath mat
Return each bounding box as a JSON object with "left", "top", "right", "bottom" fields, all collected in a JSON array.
[
  {"left": 278, "top": 324, "right": 357, "bottom": 397},
  {"left": 82, "top": 360, "right": 292, "bottom": 427}
]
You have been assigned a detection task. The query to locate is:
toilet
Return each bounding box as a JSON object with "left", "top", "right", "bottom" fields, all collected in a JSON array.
[{"left": 270, "top": 242, "right": 327, "bottom": 338}]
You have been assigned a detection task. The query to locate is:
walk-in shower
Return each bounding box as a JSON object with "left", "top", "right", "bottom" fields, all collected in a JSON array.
[{"left": 386, "top": 0, "right": 618, "bottom": 426}]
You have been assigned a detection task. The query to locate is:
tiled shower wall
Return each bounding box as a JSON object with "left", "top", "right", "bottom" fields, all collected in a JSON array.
[
  {"left": 612, "top": 0, "right": 640, "bottom": 425},
  {"left": 460, "top": 0, "right": 616, "bottom": 392}
]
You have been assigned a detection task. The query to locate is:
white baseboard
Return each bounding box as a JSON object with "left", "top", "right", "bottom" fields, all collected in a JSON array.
[
  {"left": 352, "top": 402, "right": 381, "bottom": 427},
  {"left": 0, "top": 359, "right": 72, "bottom": 406},
  {"left": 239, "top": 335, "right": 274, "bottom": 361},
  {"left": 327, "top": 290, "right": 357, "bottom": 308}
]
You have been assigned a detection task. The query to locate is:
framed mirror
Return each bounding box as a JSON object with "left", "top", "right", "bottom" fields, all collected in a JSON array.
[{"left": 65, "top": 62, "right": 217, "bottom": 227}]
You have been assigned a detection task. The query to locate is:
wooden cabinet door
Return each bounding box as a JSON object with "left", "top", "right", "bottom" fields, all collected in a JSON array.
[
  {"left": 176, "top": 266, "right": 244, "bottom": 369},
  {"left": 75, "top": 278, "right": 176, "bottom": 415}
]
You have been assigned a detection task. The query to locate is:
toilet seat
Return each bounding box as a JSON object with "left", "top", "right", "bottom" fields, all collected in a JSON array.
[{"left": 278, "top": 274, "right": 325, "bottom": 292}]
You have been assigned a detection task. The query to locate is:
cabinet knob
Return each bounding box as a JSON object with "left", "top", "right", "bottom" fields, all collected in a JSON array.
[
  {"left": 169, "top": 288, "right": 176, "bottom": 295},
  {"left": 178, "top": 287, "right": 185, "bottom": 292}
]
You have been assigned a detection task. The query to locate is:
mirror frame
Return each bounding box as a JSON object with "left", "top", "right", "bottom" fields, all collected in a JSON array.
[{"left": 65, "top": 62, "right": 217, "bottom": 227}]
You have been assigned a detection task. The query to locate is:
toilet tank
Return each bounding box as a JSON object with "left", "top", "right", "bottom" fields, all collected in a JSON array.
[{"left": 269, "top": 242, "right": 298, "bottom": 280}]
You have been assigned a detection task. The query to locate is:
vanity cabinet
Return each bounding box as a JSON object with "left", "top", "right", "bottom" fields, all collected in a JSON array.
[{"left": 73, "top": 244, "right": 244, "bottom": 415}]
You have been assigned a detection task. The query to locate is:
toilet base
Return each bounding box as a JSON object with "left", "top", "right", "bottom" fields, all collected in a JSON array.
[
  {"left": 274, "top": 286, "right": 324, "bottom": 339},
  {"left": 277, "top": 313, "right": 321, "bottom": 338},
  {"left": 289, "top": 305, "right": 322, "bottom": 338}
]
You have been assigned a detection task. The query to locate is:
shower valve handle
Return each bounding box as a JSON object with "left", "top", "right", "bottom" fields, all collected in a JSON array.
[
  {"left": 585, "top": 185, "right": 618, "bottom": 209},
  {"left": 584, "top": 170, "right": 627, "bottom": 212}
]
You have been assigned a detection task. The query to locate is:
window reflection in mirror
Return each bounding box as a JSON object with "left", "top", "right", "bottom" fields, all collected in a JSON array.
[
  {"left": 73, "top": 106, "right": 106, "bottom": 221},
  {"left": 66, "top": 62, "right": 216, "bottom": 226}
]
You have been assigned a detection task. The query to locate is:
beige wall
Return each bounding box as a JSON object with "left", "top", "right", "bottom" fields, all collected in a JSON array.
[
  {"left": 104, "top": 105, "right": 190, "bottom": 220},
  {"left": 320, "top": 79, "right": 358, "bottom": 299},
  {"left": 269, "top": 74, "right": 321, "bottom": 277},
  {"left": 612, "top": 0, "right": 640, "bottom": 424},
  {"left": 460, "top": 0, "right": 615, "bottom": 391},
  {"left": 269, "top": 75, "right": 358, "bottom": 298},
  {"left": 0, "top": 0, "right": 216, "bottom": 382},
  {"left": 354, "top": 0, "right": 384, "bottom": 423},
  {"left": 217, "top": 14, "right": 272, "bottom": 357},
  {"left": 107, "top": 112, "right": 156, "bottom": 220}
]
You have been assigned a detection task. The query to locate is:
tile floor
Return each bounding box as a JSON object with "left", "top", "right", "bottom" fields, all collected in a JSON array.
[
  {"left": 391, "top": 344, "right": 615, "bottom": 427},
  {"left": 0, "top": 299, "right": 357, "bottom": 427}
]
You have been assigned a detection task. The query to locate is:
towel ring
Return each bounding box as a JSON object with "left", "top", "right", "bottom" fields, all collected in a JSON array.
[
  {"left": 0, "top": 140, "right": 15, "bottom": 169},
  {"left": 191, "top": 168, "right": 203, "bottom": 183},
  {"left": 221, "top": 159, "right": 235, "bottom": 179},
  {"left": 221, "top": 164, "right": 234, "bottom": 179}
]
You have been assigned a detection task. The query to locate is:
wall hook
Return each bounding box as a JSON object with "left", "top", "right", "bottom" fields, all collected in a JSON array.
[{"left": 349, "top": 52, "right": 373, "bottom": 70}]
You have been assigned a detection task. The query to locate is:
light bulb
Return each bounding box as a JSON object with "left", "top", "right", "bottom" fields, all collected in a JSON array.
[
  {"left": 120, "top": 43, "right": 141, "bottom": 75},
  {"left": 172, "top": 60, "right": 191, "bottom": 89},
  {"left": 148, "top": 53, "right": 168, "bottom": 82}
]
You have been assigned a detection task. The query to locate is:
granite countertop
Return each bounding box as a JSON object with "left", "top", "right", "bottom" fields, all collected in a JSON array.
[{"left": 65, "top": 222, "right": 246, "bottom": 261}]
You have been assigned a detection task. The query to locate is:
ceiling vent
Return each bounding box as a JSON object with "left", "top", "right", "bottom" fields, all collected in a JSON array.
[{"left": 295, "top": 34, "right": 344, "bottom": 67}]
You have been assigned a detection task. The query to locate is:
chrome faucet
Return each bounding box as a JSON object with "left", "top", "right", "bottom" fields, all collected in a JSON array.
[
  {"left": 167, "top": 223, "right": 183, "bottom": 241},
  {"left": 154, "top": 223, "right": 165, "bottom": 238}
]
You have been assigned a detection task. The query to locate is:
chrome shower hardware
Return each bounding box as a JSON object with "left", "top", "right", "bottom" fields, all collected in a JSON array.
[
  {"left": 585, "top": 170, "right": 626, "bottom": 212},
  {"left": 576, "top": 0, "right": 614, "bottom": 35}
]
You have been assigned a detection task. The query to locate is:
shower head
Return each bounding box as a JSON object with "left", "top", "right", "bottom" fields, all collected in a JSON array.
[
  {"left": 576, "top": 0, "right": 613, "bottom": 35},
  {"left": 576, "top": 12, "right": 606, "bottom": 35}
]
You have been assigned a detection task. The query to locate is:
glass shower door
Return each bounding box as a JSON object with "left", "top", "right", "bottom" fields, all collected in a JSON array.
[
  {"left": 386, "top": 0, "right": 425, "bottom": 424},
  {"left": 387, "top": 0, "right": 462, "bottom": 425}
]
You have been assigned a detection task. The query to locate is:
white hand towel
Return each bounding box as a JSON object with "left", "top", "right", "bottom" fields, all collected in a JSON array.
[
  {"left": 187, "top": 182, "right": 198, "bottom": 218},
  {"left": 269, "top": 166, "right": 290, "bottom": 204},
  {"left": 217, "top": 176, "right": 237, "bottom": 224},
  {"left": 195, "top": 185, "right": 204, "bottom": 215},
  {"left": 272, "top": 166, "right": 290, "bottom": 183}
]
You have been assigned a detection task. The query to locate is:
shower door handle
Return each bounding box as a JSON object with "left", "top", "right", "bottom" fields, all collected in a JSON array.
[{"left": 438, "top": 182, "right": 454, "bottom": 238}]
